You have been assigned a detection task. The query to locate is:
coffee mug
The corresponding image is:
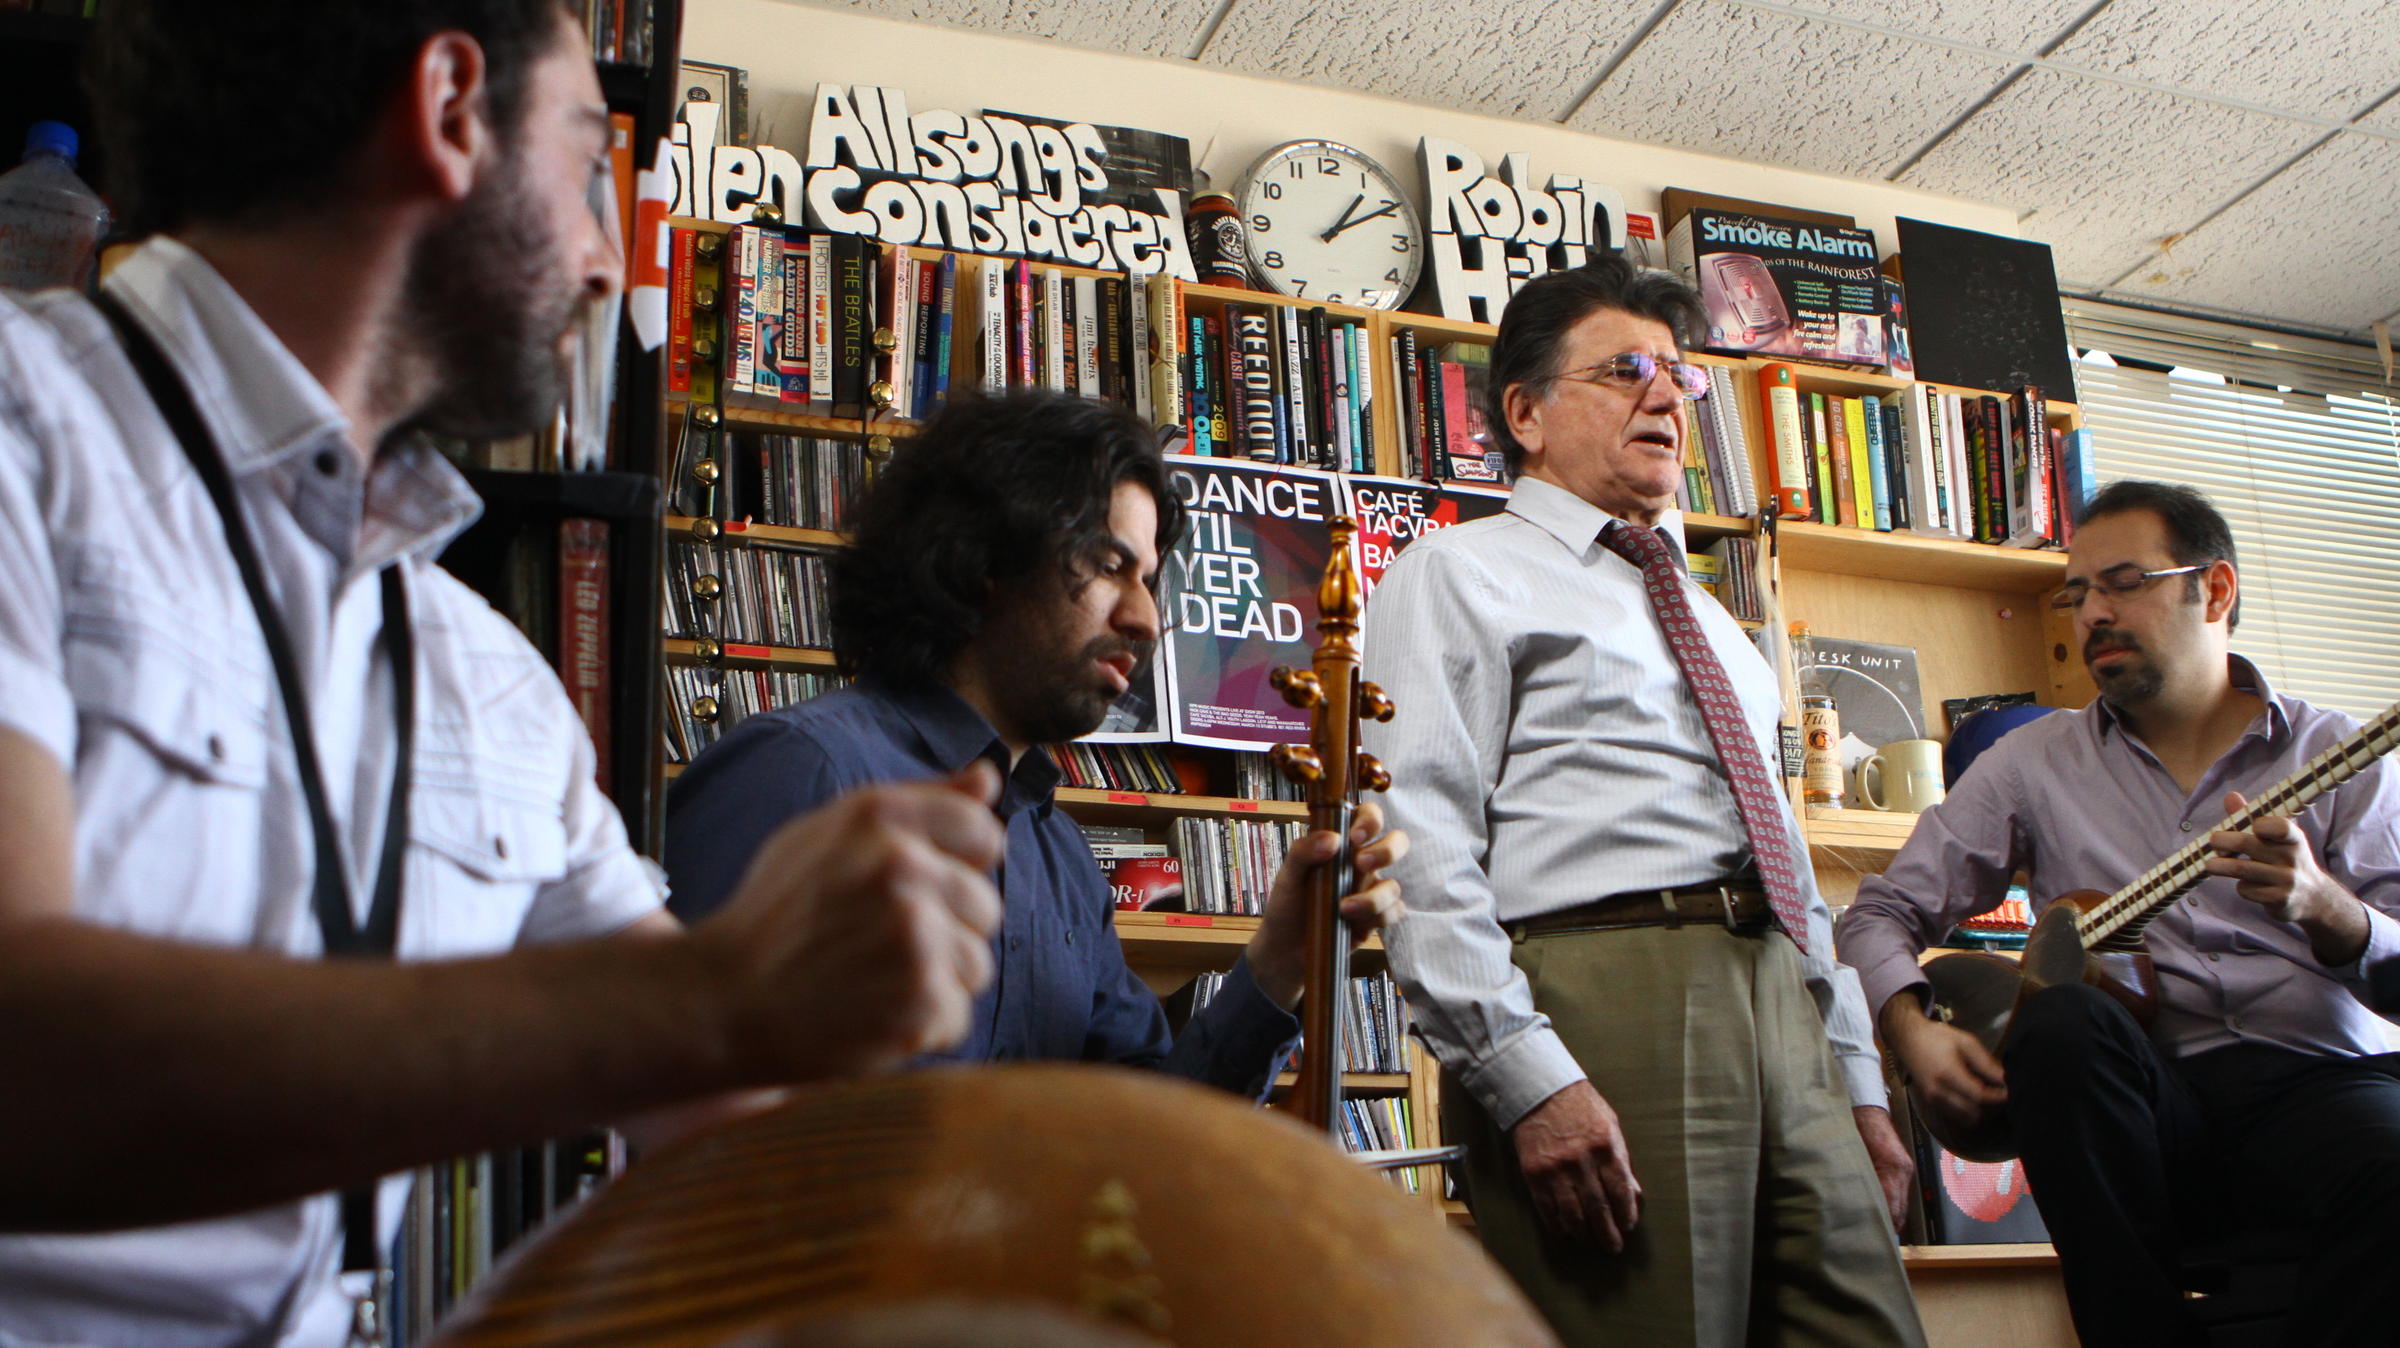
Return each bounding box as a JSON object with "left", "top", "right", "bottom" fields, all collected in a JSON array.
[{"left": 1857, "top": 739, "right": 1946, "bottom": 813}]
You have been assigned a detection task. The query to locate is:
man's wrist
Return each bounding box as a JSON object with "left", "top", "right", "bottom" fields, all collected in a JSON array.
[{"left": 1243, "top": 932, "right": 1301, "bottom": 1010}]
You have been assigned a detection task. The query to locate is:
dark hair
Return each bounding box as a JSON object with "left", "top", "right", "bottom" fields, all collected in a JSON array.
[
  {"left": 2078, "top": 479, "right": 2240, "bottom": 629},
  {"left": 1484, "top": 255, "right": 1706, "bottom": 477},
  {"left": 86, "top": 1, "right": 572, "bottom": 235},
  {"left": 831, "top": 391, "right": 1187, "bottom": 687}
]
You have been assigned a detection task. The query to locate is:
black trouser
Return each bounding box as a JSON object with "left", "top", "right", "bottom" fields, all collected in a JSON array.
[{"left": 2004, "top": 983, "right": 2400, "bottom": 1347}]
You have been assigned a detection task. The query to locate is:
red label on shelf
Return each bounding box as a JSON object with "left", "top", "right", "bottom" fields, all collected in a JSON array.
[
  {"left": 1164, "top": 914, "right": 1216, "bottom": 928},
  {"left": 1106, "top": 791, "right": 1147, "bottom": 805},
  {"left": 724, "top": 519, "right": 750, "bottom": 533},
  {"left": 1229, "top": 799, "right": 1259, "bottom": 812},
  {"left": 722, "top": 642, "right": 772, "bottom": 659}
]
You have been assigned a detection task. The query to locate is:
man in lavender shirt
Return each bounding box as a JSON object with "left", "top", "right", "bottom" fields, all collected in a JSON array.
[{"left": 1839, "top": 480, "right": 2400, "bottom": 1347}]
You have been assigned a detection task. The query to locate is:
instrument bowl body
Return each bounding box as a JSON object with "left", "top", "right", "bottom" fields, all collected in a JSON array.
[
  {"left": 1916, "top": 890, "right": 2158, "bottom": 1162},
  {"left": 431, "top": 1065, "right": 1555, "bottom": 1348}
]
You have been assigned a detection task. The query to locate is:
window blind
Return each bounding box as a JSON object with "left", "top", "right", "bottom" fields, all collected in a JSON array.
[{"left": 2062, "top": 299, "right": 2400, "bottom": 720}]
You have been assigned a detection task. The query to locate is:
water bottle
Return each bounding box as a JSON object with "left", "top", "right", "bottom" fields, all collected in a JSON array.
[{"left": 0, "top": 121, "right": 111, "bottom": 294}]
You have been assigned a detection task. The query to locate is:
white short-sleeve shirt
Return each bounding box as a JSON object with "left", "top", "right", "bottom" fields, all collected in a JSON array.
[{"left": 0, "top": 239, "right": 664, "bottom": 1346}]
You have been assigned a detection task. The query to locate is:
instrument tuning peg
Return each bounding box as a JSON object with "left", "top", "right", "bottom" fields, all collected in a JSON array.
[
  {"left": 1270, "top": 742, "right": 1324, "bottom": 785},
  {"left": 1359, "top": 682, "right": 1396, "bottom": 722},
  {"left": 1355, "top": 750, "right": 1391, "bottom": 794},
  {"left": 1270, "top": 666, "right": 1325, "bottom": 710}
]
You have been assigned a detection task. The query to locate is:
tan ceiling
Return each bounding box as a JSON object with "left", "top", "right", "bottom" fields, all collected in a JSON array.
[{"left": 806, "top": 0, "right": 2400, "bottom": 343}]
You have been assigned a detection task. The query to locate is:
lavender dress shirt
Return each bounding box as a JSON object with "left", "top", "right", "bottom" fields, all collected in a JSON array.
[{"left": 1838, "top": 657, "right": 2400, "bottom": 1062}]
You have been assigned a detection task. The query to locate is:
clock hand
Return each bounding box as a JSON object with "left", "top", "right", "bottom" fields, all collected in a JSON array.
[
  {"left": 1319, "top": 194, "right": 1366, "bottom": 243},
  {"left": 1325, "top": 201, "right": 1401, "bottom": 241}
]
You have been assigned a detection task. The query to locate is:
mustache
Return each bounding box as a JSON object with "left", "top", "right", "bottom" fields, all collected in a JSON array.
[
  {"left": 2084, "top": 628, "right": 2142, "bottom": 661},
  {"left": 1081, "top": 635, "right": 1154, "bottom": 669}
]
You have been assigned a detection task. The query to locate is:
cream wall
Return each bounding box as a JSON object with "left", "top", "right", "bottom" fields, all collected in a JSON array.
[{"left": 683, "top": 0, "right": 2020, "bottom": 262}]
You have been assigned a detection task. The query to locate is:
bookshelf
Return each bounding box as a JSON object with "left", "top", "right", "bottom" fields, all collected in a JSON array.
[{"left": 651, "top": 210, "right": 2102, "bottom": 1223}]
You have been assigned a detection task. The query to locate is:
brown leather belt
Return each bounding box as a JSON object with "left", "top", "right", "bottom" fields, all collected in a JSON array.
[{"left": 1508, "top": 879, "right": 1772, "bottom": 939}]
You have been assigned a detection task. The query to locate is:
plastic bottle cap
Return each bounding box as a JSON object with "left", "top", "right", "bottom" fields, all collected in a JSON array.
[{"left": 25, "top": 121, "right": 78, "bottom": 164}]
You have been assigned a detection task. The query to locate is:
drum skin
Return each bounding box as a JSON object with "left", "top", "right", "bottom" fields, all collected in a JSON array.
[{"left": 431, "top": 1064, "right": 1558, "bottom": 1347}]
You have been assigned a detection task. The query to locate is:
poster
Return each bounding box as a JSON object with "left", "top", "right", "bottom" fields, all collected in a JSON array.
[
  {"left": 1340, "top": 475, "right": 1511, "bottom": 601},
  {"left": 1797, "top": 635, "right": 1927, "bottom": 773},
  {"left": 1160, "top": 459, "right": 1347, "bottom": 750}
]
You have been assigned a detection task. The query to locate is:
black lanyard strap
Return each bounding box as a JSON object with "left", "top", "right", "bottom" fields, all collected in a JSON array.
[{"left": 93, "top": 290, "right": 413, "bottom": 1278}]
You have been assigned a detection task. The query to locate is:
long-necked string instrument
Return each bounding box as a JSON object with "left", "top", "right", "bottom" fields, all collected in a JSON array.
[
  {"left": 1267, "top": 516, "right": 1393, "bottom": 1134},
  {"left": 1919, "top": 699, "right": 2400, "bottom": 1161}
]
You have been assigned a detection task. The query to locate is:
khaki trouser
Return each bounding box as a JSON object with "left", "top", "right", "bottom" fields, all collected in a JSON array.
[{"left": 1444, "top": 923, "right": 1926, "bottom": 1348}]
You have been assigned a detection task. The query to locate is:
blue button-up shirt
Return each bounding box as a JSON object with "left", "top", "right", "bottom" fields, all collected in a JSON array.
[
  {"left": 1839, "top": 657, "right": 2400, "bottom": 1062},
  {"left": 664, "top": 679, "right": 1299, "bottom": 1095}
]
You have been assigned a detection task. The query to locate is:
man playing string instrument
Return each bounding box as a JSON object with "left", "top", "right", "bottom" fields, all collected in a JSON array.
[{"left": 1840, "top": 480, "right": 2400, "bottom": 1346}]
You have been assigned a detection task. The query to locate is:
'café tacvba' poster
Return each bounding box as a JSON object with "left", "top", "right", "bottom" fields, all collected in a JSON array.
[
  {"left": 1160, "top": 459, "right": 1349, "bottom": 751},
  {"left": 1340, "top": 475, "right": 1511, "bottom": 600}
]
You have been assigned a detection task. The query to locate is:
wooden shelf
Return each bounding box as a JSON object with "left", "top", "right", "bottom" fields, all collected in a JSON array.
[
  {"left": 1804, "top": 805, "right": 1919, "bottom": 859},
  {"left": 1777, "top": 521, "right": 2068, "bottom": 591},
  {"left": 1056, "top": 787, "right": 1307, "bottom": 824},
  {"left": 1113, "top": 910, "right": 1384, "bottom": 974},
  {"left": 662, "top": 637, "right": 838, "bottom": 671},
  {"left": 1179, "top": 282, "right": 1383, "bottom": 326},
  {"left": 667, "top": 391, "right": 892, "bottom": 438},
  {"left": 1385, "top": 309, "right": 1494, "bottom": 343},
  {"left": 1683, "top": 511, "right": 1753, "bottom": 544},
  {"left": 1272, "top": 1071, "right": 1411, "bottom": 1092},
  {"left": 665, "top": 515, "right": 847, "bottom": 549},
  {"left": 1901, "top": 1242, "right": 2057, "bottom": 1270}
]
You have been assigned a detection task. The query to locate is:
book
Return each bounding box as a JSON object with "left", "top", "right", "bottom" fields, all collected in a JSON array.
[
  {"left": 1824, "top": 395, "right": 1858, "bottom": 527},
  {"left": 1231, "top": 305, "right": 1278, "bottom": 460},
  {"left": 1075, "top": 276, "right": 1102, "bottom": 399},
  {"left": 667, "top": 227, "right": 697, "bottom": 396},
  {"left": 930, "top": 252, "right": 957, "bottom": 411},
  {"left": 778, "top": 236, "right": 809, "bottom": 404},
  {"left": 1041, "top": 268, "right": 1067, "bottom": 392},
  {"left": 1858, "top": 394, "right": 1892, "bottom": 531},
  {"left": 806, "top": 231, "right": 834, "bottom": 402},
  {"left": 1756, "top": 363, "right": 1810, "bottom": 519},
  {"left": 1010, "top": 259, "right": 1037, "bottom": 390},
  {"left": 557, "top": 519, "right": 610, "bottom": 794},
  {"left": 1664, "top": 206, "right": 1886, "bottom": 367},
  {"left": 1806, "top": 391, "right": 1836, "bottom": 524},
  {"left": 831, "top": 232, "right": 869, "bottom": 414},
  {"left": 1149, "top": 274, "right": 1186, "bottom": 438},
  {"left": 1129, "top": 271, "right": 1156, "bottom": 424}
]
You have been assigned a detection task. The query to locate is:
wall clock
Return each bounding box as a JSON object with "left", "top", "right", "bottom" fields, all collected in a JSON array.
[{"left": 1233, "top": 139, "right": 1425, "bottom": 309}]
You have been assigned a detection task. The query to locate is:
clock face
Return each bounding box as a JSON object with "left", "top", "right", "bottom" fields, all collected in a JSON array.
[{"left": 1234, "top": 140, "right": 1425, "bottom": 310}]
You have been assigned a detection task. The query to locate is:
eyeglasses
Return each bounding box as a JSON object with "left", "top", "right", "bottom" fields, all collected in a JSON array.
[
  {"left": 2048, "top": 563, "right": 2208, "bottom": 611},
  {"left": 1551, "top": 353, "right": 1711, "bottom": 401}
]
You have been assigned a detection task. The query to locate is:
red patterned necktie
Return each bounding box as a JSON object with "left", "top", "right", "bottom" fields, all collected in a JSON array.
[{"left": 1601, "top": 521, "right": 1812, "bottom": 954}]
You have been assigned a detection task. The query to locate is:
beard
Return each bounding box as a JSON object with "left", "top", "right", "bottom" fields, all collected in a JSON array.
[
  {"left": 395, "top": 154, "right": 584, "bottom": 440},
  {"left": 987, "top": 630, "right": 1154, "bottom": 746},
  {"left": 975, "top": 579, "right": 1154, "bottom": 746},
  {"left": 2086, "top": 627, "right": 2165, "bottom": 706}
]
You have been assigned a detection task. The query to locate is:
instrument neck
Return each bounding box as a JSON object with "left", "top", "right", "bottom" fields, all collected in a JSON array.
[{"left": 2079, "top": 700, "right": 2400, "bottom": 946}]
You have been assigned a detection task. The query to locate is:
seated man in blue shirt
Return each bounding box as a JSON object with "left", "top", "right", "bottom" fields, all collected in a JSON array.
[{"left": 666, "top": 390, "right": 1406, "bottom": 1097}]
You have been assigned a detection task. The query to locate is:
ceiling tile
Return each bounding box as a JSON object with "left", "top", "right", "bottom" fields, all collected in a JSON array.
[
  {"left": 2104, "top": 132, "right": 2400, "bottom": 335},
  {"left": 806, "top": 0, "right": 1219, "bottom": 59},
  {"left": 1568, "top": 0, "right": 2016, "bottom": 179},
  {"left": 1899, "top": 68, "right": 2325, "bottom": 288},
  {"left": 1199, "top": 0, "right": 1645, "bottom": 121},
  {"left": 2048, "top": 0, "right": 2400, "bottom": 122},
  {"left": 1766, "top": 0, "right": 2097, "bottom": 55},
  {"left": 2356, "top": 86, "right": 2400, "bottom": 133}
]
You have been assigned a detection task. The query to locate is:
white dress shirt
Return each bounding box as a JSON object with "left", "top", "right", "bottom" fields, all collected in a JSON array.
[
  {"left": 1364, "top": 475, "right": 1882, "bottom": 1131},
  {"left": 0, "top": 240, "right": 663, "bottom": 1346}
]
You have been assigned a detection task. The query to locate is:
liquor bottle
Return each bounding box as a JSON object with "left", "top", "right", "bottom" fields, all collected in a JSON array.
[{"left": 1790, "top": 622, "right": 1844, "bottom": 806}]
